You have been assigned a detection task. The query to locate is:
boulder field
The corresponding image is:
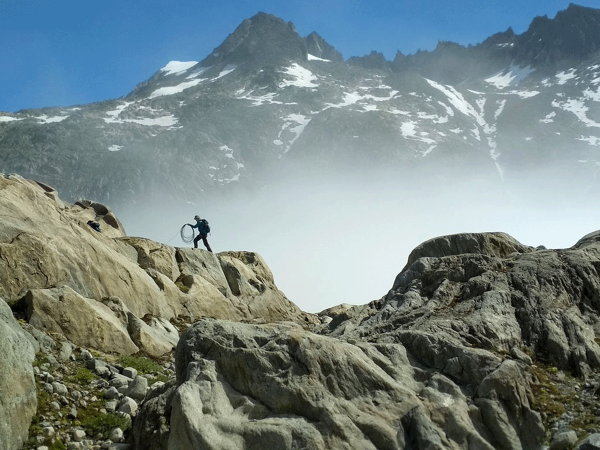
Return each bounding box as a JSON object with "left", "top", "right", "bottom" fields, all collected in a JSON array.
[{"left": 4, "top": 173, "right": 600, "bottom": 449}]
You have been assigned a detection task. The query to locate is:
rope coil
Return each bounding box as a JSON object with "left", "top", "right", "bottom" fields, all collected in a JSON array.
[{"left": 180, "top": 224, "right": 195, "bottom": 243}]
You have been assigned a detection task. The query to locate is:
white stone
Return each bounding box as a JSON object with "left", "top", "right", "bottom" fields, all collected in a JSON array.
[
  {"left": 122, "top": 367, "right": 138, "bottom": 379},
  {"left": 118, "top": 397, "right": 138, "bottom": 416},
  {"left": 72, "top": 429, "right": 86, "bottom": 442}
]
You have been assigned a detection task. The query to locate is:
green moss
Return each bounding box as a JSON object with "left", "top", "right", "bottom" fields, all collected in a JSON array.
[
  {"left": 28, "top": 387, "right": 52, "bottom": 437},
  {"left": 73, "top": 367, "right": 95, "bottom": 385},
  {"left": 49, "top": 439, "right": 66, "bottom": 450},
  {"left": 118, "top": 354, "right": 162, "bottom": 374},
  {"left": 33, "top": 352, "right": 49, "bottom": 368},
  {"left": 79, "top": 411, "right": 131, "bottom": 438}
]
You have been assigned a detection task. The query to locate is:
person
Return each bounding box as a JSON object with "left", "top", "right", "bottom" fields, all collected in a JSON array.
[{"left": 188, "top": 215, "right": 213, "bottom": 252}]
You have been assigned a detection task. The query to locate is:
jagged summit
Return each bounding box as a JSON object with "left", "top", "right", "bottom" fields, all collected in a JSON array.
[
  {"left": 514, "top": 3, "right": 600, "bottom": 67},
  {"left": 347, "top": 50, "right": 389, "bottom": 70},
  {"left": 304, "top": 31, "right": 344, "bottom": 62},
  {"left": 199, "top": 12, "right": 308, "bottom": 68}
]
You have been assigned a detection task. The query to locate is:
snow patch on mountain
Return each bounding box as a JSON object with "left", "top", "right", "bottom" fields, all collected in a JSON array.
[
  {"left": 325, "top": 87, "right": 398, "bottom": 111},
  {"left": 426, "top": 79, "right": 486, "bottom": 127},
  {"left": 104, "top": 102, "right": 178, "bottom": 127},
  {"left": 160, "top": 61, "right": 198, "bottom": 76},
  {"left": 149, "top": 66, "right": 236, "bottom": 98},
  {"left": 279, "top": 64, "right": 318, "bottom": 88},
  {"left": 186, "top": 67, "right": 211, "bottom": 80},
  {"left": 126, "top": 116, "right": 179, "bottom": 127},
  {"left": 553, "top": 98, "right": 600, "bottom": 128},
  {"left": 401, "top": 121, "right": 435, "bottom": 145},
  {"left": 426, "top": 78, "right": 505, "bottom": 179},
  {"left": 541, "top": 112, "right": 556, "bottom": 123},
  {"left": 556, "top": 69, "right": 577, "bottom": 85},
  {"left": 34, "top": 114, "right": 69, "bottom": 124},
  {"left": 584, "top": 87, "right": 600, "bottom": 102},
  {"left": 495, "top": 100, "right": 507, "bottom": 119},
  {"left": 274, "top": 114, "right": 311, "bottom": 153},
  {"left": 149, "top": 79, "right": 204, "bottom": 98},
  {"left": 485, "top": 64, "right": 535, "bottom": 89},
  {"left": 307, "top": 54, "right": 330, "bottom": 62},
  {"left": 236, "top": 90, "right": 296, "bottom": 107},
  {"left": 0, "top": 116, "right": 22, "bottom": 123},
  {"left": 578, "top": 136, "right": 600, "bottom": 146},
  {"left": 506, "top": 90, "right": 540, "bottom": 99},
  {"left": 214, "top": 65, "right": 237, "bottom": 80},
  {"left": 210, "top": 145, "right": 244, "bottom": 184}
]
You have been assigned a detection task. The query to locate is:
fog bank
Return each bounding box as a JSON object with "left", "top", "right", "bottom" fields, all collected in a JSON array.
[{"left": 117, "top": 168, "right": 600, "bottom": 314}]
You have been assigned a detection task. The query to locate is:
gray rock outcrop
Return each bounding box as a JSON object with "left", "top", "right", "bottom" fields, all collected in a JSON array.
[
  {"left": 351, "top": 231, "right": 600, "bottom": 377},
  {"left": 0, "top": 299, "right": 37, "bottom": 450},
  {"left": 133, "top": 318, "right": 543, "bottom": 449}
]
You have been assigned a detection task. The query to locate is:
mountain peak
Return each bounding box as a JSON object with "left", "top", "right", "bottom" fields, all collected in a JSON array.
[
  {"left": 199, "top": 12, "right": 308, "bottom": 67},
  {"left": 304, "top": 32, "right": 344, "bottom": 62}
]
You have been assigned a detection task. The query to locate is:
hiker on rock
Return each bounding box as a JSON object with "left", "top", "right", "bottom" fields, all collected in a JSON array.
[{"left": 188, "top": 215, "right": 213, "bottom": 252}]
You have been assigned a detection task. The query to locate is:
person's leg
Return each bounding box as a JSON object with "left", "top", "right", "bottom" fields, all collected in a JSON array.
[
  {"left": 202, "top": 235, "right": 213, "bottom": 252},
  {"left": 193, "top": 234, "right": 201, "bottom": 248}
]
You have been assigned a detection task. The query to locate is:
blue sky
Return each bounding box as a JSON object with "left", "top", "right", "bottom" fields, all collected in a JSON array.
[{"left": 2, "top": 0, "right": 600, "bottom": 112}]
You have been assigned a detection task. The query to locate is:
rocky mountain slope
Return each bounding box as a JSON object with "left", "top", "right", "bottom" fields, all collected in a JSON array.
[
  {"left": 4, "top": 175, "right": 600, "bottom": 449},
  {"left": 1, "top": 5, "right": 600, "bottom": 212}
]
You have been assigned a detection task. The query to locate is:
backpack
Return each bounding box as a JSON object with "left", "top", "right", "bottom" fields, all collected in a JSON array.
[{"left": 198, "top": 219, "right": 210, "bottom": 235}]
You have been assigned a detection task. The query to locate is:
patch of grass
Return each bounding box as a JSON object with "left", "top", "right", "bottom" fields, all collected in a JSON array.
[
  {"left": 531, "top": 365, "right": 566, "bottom": 420},
  {"left": 118, "top": 354, "right": 162, "bottom": 374},
  {"left": 79, "top": 411, "right": 131, "bottom": 438},
  {"left": 73, "top": 367, "right": 96, "bottom": 385},
  {"left": 49, "top": 439, "right": 66, "bottom": 450},
  {"left": 28, "top": 387, "right": 53, "bottom": 436},
  {"left": 33, "top": 352, "right": 48, "bottom": 368}
]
